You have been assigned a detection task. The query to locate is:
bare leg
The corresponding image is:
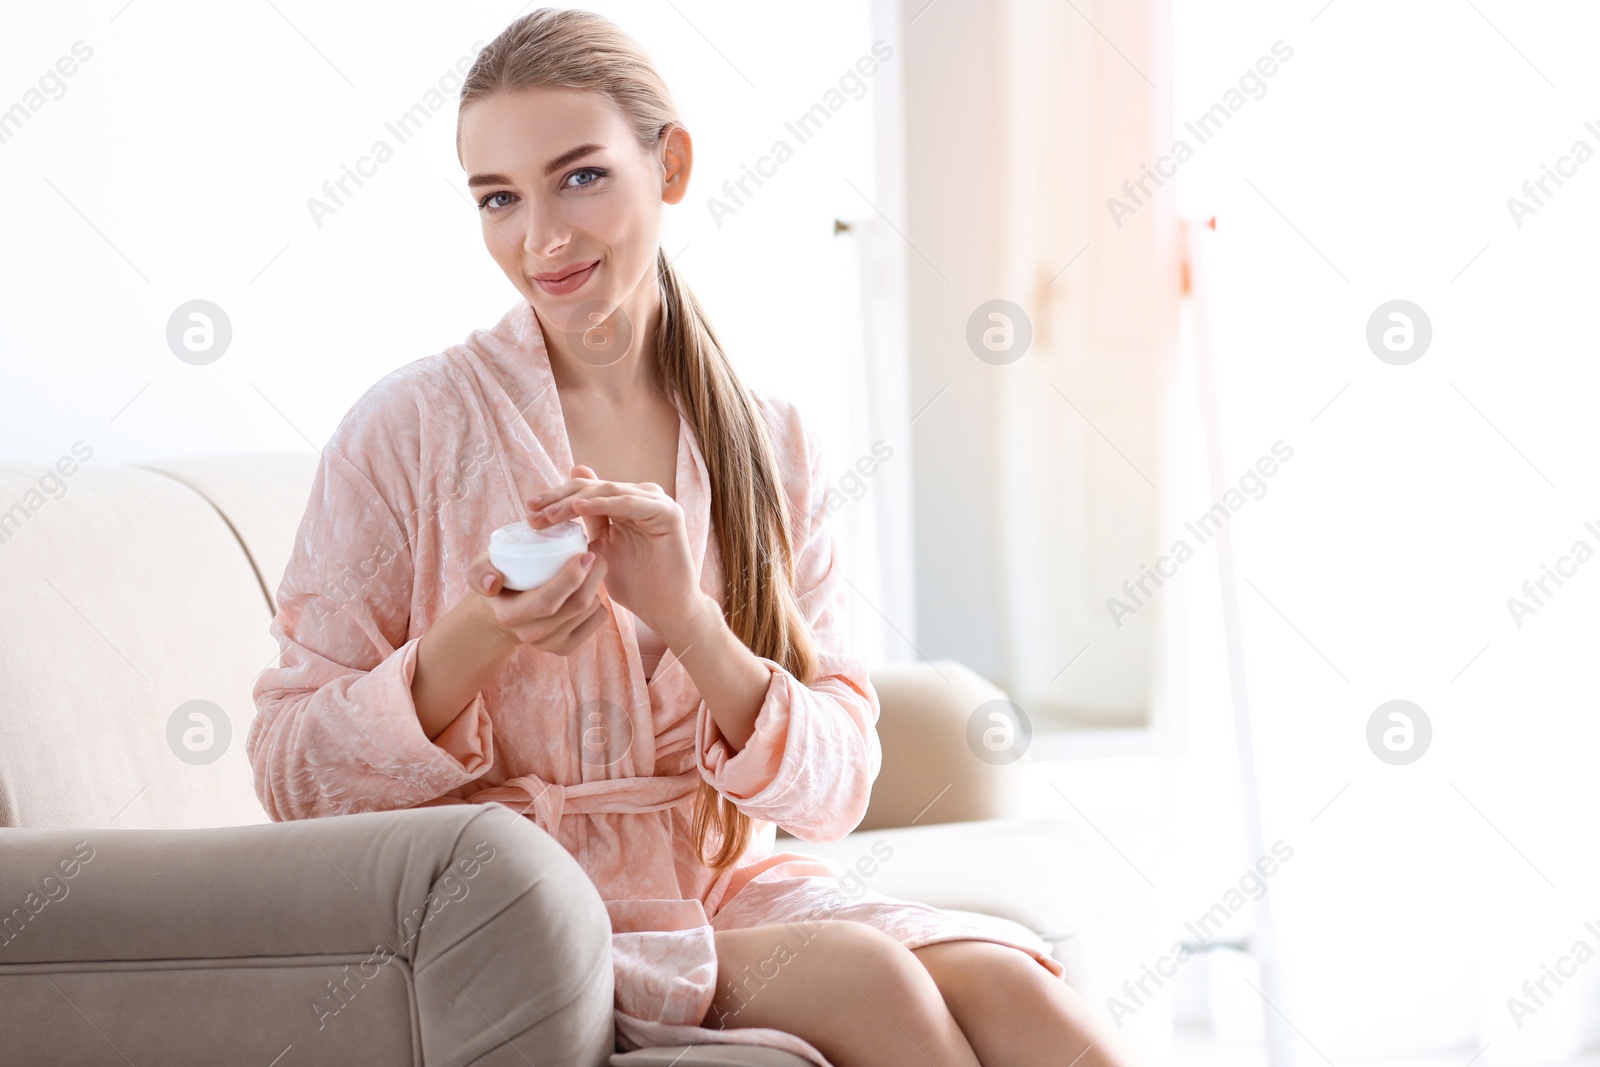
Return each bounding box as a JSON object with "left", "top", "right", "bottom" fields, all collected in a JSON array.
[
  {"left": 705, "top": 920, "right": 983, "bottom": 1067},
  {"left": 913, "top": 940, "right": 1144, "bottom": 1067}
]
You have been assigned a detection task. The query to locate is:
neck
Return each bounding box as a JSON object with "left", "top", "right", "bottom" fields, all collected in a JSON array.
[{"left": 540, "top": 290, "right": 666, "bottom": 407}]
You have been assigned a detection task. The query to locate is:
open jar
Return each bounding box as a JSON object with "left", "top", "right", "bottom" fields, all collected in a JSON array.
[{"left": 488, "top": 518, "right": 589, "bottom": 591}]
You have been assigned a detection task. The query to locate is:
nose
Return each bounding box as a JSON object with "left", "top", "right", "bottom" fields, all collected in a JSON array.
[{"left": 523, "top": 202, "right": 569, "bottom": 260}]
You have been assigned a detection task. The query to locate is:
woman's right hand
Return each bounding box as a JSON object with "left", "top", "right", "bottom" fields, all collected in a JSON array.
[{"left": 466, "top": 548, "right": 610, "bottom": 656}]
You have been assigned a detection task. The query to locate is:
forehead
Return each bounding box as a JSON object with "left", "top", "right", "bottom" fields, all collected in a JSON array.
[{"left": 459, "top": 87, "right": 633, "bottom": 173}]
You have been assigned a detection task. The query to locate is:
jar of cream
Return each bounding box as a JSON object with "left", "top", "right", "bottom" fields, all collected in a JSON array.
[{"left": 488, "top": 518, "right": 589, "bottom": 591}]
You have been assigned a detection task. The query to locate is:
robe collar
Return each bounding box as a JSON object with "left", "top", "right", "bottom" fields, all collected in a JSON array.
[{"left": 467, "top": 298, "right": 715, "bottom": 593}]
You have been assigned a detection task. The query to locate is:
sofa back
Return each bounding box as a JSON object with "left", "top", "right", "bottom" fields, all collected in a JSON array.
[
  {"left": 0, "top": 449, "right": 1017, "bottom": 833},
  {"left": 0, "top": 453, "right": 319, "bottom": 830}
]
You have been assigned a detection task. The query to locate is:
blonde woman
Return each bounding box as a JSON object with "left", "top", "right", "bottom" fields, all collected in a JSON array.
[{"left": 249, "top": 8, "right": 1137, "bottom": 1066}]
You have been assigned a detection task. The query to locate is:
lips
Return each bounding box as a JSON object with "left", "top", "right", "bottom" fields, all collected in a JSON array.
[
  {"left": 531, "top": 259, "right": 599, "bottom": 295},
  {"left": 532, "top": 260, "right": 597, "bottom": 282}
]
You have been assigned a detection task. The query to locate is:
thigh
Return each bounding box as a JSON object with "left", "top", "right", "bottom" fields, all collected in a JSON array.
[
  {"left": 703, "top": 922, "right": 816, "bottom": 1030},
  {"left": 705, "top": 920, "right": 903, "bottom": 1030},
  {"left": 705, "top": 921, "right": 983, "bottom": 1067}
]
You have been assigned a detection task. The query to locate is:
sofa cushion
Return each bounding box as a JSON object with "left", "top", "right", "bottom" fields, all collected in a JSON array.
[
  {"left": 779, "top": 817, "right": 1149, "bottom": 948},
  {"left": 0, "top": 465, "right": 273, "bottom": 829}
]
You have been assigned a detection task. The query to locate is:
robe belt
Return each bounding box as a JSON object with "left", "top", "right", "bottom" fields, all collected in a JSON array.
[{"left": 462, "top": 767, "right": 701, "bottom": 837}]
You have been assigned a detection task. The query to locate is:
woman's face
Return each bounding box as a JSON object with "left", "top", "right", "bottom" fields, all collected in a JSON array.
[{"left": 459, "top": 87, "right": 691, "bottom": 353}]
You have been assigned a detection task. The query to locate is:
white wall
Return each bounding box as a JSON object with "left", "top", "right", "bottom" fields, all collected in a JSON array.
[
  {"left": 0, "top": 0, "right": 907, "bottom": 660},
  {"left": 0, "top": 0, "right": 886, "bottom": 464}
]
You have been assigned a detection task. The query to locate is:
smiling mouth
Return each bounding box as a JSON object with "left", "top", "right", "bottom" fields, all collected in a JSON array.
[
  {"left": 537, "top": 262, "right": 593, "bottom": 282},
  {"left": 530, "top": 259, "right": 600, "bottom": 294}
]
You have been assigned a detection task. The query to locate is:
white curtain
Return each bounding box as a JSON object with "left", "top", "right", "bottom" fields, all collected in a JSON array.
[{"left": 997, "top": 0, "right": 1182, "bottom": 726}]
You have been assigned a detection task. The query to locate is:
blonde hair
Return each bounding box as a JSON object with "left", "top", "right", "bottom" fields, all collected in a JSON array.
[{"left": 457, "top": 8, "right": 821, "bottom": 870}]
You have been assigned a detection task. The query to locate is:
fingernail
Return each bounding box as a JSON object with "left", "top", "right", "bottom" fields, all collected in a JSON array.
[
  {"left": 581, "top": 552, "right": 595, "bottom": 567},
  {"left": 482, "top": 573, "right": 495, "bottom": 591}
]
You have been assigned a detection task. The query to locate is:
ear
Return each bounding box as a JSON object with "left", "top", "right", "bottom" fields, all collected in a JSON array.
[{"left": 660, "top": 123, "right": 693, "bottom": 206}]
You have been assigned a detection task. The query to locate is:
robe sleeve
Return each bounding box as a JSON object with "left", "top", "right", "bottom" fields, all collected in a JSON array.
[
  {"left": 694, "top": 407, "right": 882, "bottom": 843},
  {"left": 247, "top": 435, "right": 495, "bottom": 823}
]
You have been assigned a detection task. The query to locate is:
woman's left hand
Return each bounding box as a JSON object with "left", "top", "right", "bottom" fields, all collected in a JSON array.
[{"left": 526, "top": 465, "right": 705, "bottom": 644}]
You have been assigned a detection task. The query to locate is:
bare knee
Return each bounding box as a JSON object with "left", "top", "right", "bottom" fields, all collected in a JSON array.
[
  {"left": 916, "top": 938, "right": 1054, "bottom": 1009},
  {"left": 795, "top": 920, "right": 932, "bottom": 999},
  {"left": 915, "top": 940, "right": 1141, "bottom": 1067}
]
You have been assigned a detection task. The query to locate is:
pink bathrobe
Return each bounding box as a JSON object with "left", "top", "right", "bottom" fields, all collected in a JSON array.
[{"left": 248, "top": 298, "right": 1063, "bottom": 1065}]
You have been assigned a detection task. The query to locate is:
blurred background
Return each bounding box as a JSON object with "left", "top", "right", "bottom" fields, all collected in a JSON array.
[{"left": 3, "top": 0, "right": 1597, "bottom": 1063}]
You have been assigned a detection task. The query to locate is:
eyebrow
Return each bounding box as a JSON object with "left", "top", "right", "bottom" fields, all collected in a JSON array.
[{"left": 467, "top": 143, "right": 606, "bottom": 189}]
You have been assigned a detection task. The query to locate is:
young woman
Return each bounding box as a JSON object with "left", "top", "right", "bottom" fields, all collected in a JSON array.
[{"left": 249, "top": 9, "right": 1137, "bottom": 1067}]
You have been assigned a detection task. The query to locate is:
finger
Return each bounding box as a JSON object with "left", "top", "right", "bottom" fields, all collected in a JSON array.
[
  {"left": 563, "top": 601, "right": 610, "bottom": 648},
  {"left": 527, "top": 499, "right": 585, "bottom": 531},
  {"left": 532, "top": 480, "right": 642, "bottom": 537},
  {"left": 543, "top": 479, "right": 637, "bottom": 507},
  {"left": 526, "top": 477, "right": 616, "bottom": 525},
  {"left": 468, "top": 552, "right": 505, "bottom": 596},
  {"left": 530, "top": 496, "right": 608, "bottom": 543},
  {"left": 562, "top": 548, "right": 607, "bottom": 608},
  {"left": 570, "top": 494, "right": 671, "bottom": 526},
  {"left": 503, "top": 548, "right": 596, "bottom": 615},
  {"left": 569, "top": 465, "right": 608, "bottom": 542},
  {"left": 541, "top": 465, "right": 606, "bottom": 501},
  {"left": 526, "top": 472, "right": 600, "bottom": 512},
  {"left": 528, "top": 558, "right": 604, "bottom": 633},
  {"left": 576, "top": 505, "right": 606, "bottom": 545},
  {"left": 539, "top": 554, "right": 609, "bottom": 633},
  {"left": 527, "top": 487, "right": 579, "bottom": 520}
]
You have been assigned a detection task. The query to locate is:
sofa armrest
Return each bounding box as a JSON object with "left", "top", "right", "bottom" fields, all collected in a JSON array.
[
  {"left": 850, "top": 659, "right": 1026, "bottom": 832},
  {"left": 0, "top": 805, "right": 614, "bottom": 1067}
]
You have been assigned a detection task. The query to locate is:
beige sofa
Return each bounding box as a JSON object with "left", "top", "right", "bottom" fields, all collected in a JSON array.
[{"left": 0, "top": 452, "right": 1168, "bottom": 1065}]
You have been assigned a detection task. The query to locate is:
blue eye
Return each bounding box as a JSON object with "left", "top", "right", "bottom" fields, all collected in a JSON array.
[{"left": 476, "top": 168, "right": 607, "bottom": 214}]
